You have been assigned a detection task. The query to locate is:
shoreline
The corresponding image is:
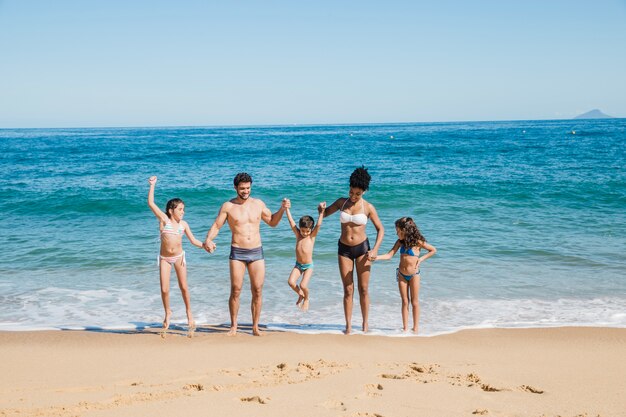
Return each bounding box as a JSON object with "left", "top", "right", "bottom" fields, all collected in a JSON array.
[
  {"left": 2, "top": 327, "right": 624, "bottom": 417},
  {"left": 2, "top": 322, "right": 625, "bottom": 337}
]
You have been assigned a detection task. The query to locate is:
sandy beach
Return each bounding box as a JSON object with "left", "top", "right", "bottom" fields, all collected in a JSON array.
[{"left": 1, "top": 327, "right": 624, "bottom": 417}]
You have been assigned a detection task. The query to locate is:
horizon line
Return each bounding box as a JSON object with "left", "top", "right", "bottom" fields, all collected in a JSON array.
[{"left": 0, "top": 116, "right": 622, "bottom": 130}]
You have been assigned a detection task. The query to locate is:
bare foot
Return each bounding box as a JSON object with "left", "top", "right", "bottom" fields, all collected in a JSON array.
[
  {"left": 296, "top": 294, "right": 304, "bottom": 308},
  {"left": 227, "top": 327, "right": 237, "bottom": 336},
  {"left": 362, "top": 322, "right": 369, "bottom": 333},
  {"left": 187, "top": 322, "right": 196, "bottom": 338},
  {"left": 412, "top": 328, "right": 419, "bottom": 334},
  {"left": 343, "top": 325, "right": 352, "bottom": 335},
  {"left": 252, "top": 327, "right": 264, "bottom": 336},
  {"left": 163, "top": 310, "right": 172, "bottom": 330},
  {"left": 301, "top": 298, "right": 309, "bottom": 312}
]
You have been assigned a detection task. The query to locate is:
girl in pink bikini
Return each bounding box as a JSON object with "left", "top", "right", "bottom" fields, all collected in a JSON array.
[{"left": 148, "top": 176, "right": 204, "bottom": 336}]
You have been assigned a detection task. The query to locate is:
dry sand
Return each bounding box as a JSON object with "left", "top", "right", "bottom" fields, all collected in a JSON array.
[{"left": 1, "top": 327, "right": 624, "bottom": 417}]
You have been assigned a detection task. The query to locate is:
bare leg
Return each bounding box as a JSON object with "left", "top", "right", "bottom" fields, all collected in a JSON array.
[
  {"left": 409, "top": 276, "right": 421, "bottom": 333},
  {"left": 159, "top": 261, "right": 173, "bottom": 332},
  {"left": 299, "top": 268, "right": 314, "bottom": 312},
  {"left": 228, "top": 260, "right": 246, "bottom": 336},
  {"left": 173, "top": 260, "right": 194, "bottom": 337},
  {"left": 338, "top": 255, "right": 355, "bottom": 334},
  {"left": 248, "top": 259, "right": 265, "bottom": 336},
  {"left": 287, "top": 267, "right": 304, "bottom": 307},
  {"left": 397, "top": 275, "right": 410, "bottom": 332},
  {"left": 355, "top": 254, "right": 372, "bottom": 333},
  {"left": 173, "top": 260, "right": 193, "bottom": 326}
]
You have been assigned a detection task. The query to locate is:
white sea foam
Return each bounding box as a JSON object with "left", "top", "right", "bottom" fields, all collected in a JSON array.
[{"left": 1, "top": 285, "right": 624, "bottom": 336}]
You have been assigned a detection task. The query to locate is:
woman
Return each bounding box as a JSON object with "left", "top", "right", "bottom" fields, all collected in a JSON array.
[{"left": 321, "top": 166, "right": 384, "bottom": 334}]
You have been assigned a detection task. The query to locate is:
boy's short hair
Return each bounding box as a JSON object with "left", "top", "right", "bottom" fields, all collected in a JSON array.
[
  {"left": 299, "top": 215, "right": 314, "bottom": 229},
  {"left": 234, "top": 172, "right": 252, "bottom": 186}
]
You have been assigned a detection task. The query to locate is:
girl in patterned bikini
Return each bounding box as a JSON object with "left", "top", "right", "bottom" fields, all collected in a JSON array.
[
  {"left": 374, "top": 217, "right": 436, "bottom": 334},
  {"left": 148, "top": 176, "right": 204, "bottom": 337}
]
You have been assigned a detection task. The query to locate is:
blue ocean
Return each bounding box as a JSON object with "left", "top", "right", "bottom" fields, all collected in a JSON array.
[{"left": 1, "top": 119, "right": 625, "bottom": 335}]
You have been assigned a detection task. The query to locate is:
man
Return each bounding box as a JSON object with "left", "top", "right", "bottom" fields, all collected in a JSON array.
[{"left": 203, "top": 173, "right": 289, "bottom": 336}]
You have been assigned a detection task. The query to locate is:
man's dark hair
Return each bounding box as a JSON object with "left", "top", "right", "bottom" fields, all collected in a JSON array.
[{"left": 234, "top": 172, "right": 253, "bottom": 186}]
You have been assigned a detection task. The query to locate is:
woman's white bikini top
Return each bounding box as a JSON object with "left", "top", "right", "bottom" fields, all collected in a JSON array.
[{"left": 339, "top": 198, "right": 368, "bottom": 225}]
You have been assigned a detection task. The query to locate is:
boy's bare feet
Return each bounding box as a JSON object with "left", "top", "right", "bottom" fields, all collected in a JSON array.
[
  {"left": 301, "top": 298, "right": 309, "bottom": 312},
  {"left": 295, "top": 285, "right": 305, "bottom": 308},
  {"left": 227, "top": 326, "right": 237, "bottom": 336},
  {"left": 252, "top": 327, "right": 264, "bottom": 336}
]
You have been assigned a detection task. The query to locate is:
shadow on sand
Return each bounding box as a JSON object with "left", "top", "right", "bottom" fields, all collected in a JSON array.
[{"left": 58, "top": 322, "right": 281, "bottom": 337}]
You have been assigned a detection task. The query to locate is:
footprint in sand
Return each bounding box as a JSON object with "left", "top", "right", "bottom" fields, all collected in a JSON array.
[
  {"left": 365, "top": 383, "right": 384, "bottom": 397},
  {"left": 240, "top": 396, "right": 269, "bottom": 404},
  {"left": 380, "top": 373, "right": 405, "bottom": 380},
  {"left": 183, "top": 383, "right": 204, "bottom": 391},
  {"left": 519, "top": 384, "right": 544, "bottom": 394},
  {"left": 380, "top": 362, "right": 440, "bottom": 383},
  {"left": 472, "top": 409, "right": 489, "bottom": 415},
  {"left": 408, "top": 363, "right": 438, "bottom": 374},
  {"left": 321, "top": 399, "right": 347, "bottom": 411},
  {"left": 466, "top": 373, "right": 481, "bottom": 384},
  {"left": 480, "top": 383, "right": 506, "bottom": 392},
  {"left": 445, "top": 372, "right": 507, "bottom": 392}
]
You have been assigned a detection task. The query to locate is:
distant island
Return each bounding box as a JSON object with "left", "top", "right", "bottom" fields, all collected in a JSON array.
[{"left": 574, "top": 109, "right": 614, "bottom": 119}]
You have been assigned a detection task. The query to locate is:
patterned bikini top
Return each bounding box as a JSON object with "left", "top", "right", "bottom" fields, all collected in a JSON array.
[{"left": 161, "top": 220, "right": 185, "bottom": 236}]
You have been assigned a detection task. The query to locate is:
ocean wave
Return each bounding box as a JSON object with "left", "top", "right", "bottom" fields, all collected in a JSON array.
[{"left": 1, "top": 287, "right": 624, "bottom": 336}]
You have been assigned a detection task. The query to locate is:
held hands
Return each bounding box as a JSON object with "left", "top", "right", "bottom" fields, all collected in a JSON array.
[
  {"left": 203, "top": 240, "right": 216, "bottom": 253},
  {"left": 318, "top": 201, "right": 326, "bottom": 214},
  {"left": 148, "top": 176, "right": 157, "bottom": 185},
  {"left": 367, "top": 250, "right": 378, "bottom": 261},
  {"left": 282, "top": 198, "right": 291, "bottom": 210}
]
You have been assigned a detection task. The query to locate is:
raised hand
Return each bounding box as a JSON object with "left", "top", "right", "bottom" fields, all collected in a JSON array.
[{"left": 148, "top": 176, "right": 157, "bottom": 185}]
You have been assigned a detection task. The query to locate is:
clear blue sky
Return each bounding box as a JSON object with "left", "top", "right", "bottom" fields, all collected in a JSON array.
[{"left": 1, "top": 1, "right": 625, "bottom": 128}]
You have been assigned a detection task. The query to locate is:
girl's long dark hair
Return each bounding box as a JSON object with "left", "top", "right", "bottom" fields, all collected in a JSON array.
[
  {"left": 165, "top": 198, "right": 184, "bottom": 218},
  {"left": 395, "top": 217, "right": 426, "bottom": 248}
]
